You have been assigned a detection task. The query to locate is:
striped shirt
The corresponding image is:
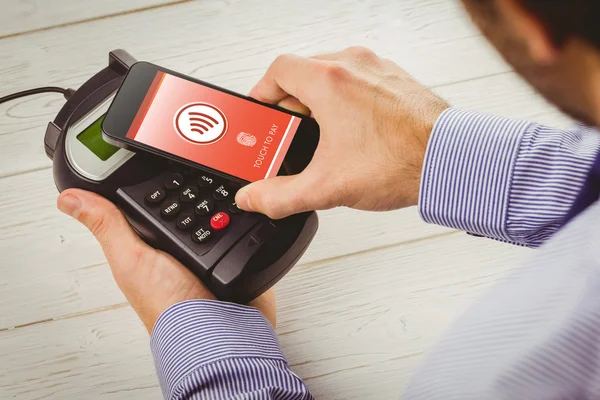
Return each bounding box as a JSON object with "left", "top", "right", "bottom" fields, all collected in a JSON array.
[{"left": 151, "top": 108, "right": 600, "bottom": 399}]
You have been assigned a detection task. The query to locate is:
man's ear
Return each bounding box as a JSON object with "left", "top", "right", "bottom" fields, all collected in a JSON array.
[{"left": 497, "top": 0, "right": 559, "bottom": 64}]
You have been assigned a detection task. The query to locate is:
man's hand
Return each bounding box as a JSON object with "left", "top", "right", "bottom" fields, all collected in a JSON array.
[
  {"left": 235, "top": 47, "right": 450, "bottom": 219},
  {"left": 57, "top": 189, "right": 276, "bottom": 332}
]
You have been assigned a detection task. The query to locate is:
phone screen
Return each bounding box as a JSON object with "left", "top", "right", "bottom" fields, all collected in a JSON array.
[{"left": 124, "top": 71, "right": 302, "bottom": 182}]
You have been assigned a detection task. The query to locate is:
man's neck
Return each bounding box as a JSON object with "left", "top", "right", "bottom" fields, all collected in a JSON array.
[{"left": 573, "top": 42, "right": 600, "bottom": 128}]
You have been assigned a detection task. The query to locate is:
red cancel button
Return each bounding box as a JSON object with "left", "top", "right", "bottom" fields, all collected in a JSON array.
[{"left": 210, "top": 212, "right": 231, "bottom": 230}]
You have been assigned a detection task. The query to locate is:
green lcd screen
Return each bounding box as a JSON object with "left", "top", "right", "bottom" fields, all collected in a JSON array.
[{"left": 76, "top": 115, "right": 119, "bottom": 161}]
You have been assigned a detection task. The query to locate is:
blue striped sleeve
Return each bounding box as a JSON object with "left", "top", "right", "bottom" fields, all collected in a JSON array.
[
  {"left": 151, "top": 300, "right": 313, "bottom": 399},
  {"left": 419, "top": 108, "right": 600, "bottom": 247}
]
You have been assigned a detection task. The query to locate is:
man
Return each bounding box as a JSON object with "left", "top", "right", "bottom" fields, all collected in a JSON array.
[{"left": 56, "top": 0, "right": 600, "bottom": 398}]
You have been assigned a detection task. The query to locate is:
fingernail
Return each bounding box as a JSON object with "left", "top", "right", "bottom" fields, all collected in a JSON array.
[
  {"left": 236, "top": 190, "right": 254, "bottom": 212},
  {"left": 57, "top": 193, "right": 82, "bottom": 217}
]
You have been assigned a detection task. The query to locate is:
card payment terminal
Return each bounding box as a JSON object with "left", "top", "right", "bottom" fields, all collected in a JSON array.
[{"left": 43, "top": 50, "right": 318, "bottom": 303}]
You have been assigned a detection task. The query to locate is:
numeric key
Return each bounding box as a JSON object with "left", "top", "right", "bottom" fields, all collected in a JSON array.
[
  {"left": 164, "top": 173, "right": 184, "bottom": 190},
  {"left": 180, "top": 186, "right": 200, "bottom": 203},
  {"left": 194, "top": 198, "right": 215, "bottom": 216},
  {"left": 213, "top": 185, "right": 231, "bottom": 201},
  {"left": 198, "top": 174, "right": 216, "bottom": 188}
]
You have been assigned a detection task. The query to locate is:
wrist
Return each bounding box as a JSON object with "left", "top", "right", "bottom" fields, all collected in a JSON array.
[
  {"left": 408, "top": 104, "right": 451, "bottom": 207},
  {"left": 130, "top": 275, "right": 216, "bottom": 334}
]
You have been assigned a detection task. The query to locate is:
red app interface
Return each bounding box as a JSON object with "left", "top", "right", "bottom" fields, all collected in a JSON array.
[{"left": 126, "top": 71, "right": 301, "bottom": 182}]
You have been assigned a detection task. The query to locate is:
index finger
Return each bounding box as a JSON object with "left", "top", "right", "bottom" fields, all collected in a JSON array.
[{"left": 249, "top": 54, "right": 321, "bottom": 106}]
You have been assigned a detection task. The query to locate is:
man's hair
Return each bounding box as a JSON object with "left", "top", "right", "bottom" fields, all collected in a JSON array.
[{"left": 517, "top": 0, "right": 600, "bottom": 49}]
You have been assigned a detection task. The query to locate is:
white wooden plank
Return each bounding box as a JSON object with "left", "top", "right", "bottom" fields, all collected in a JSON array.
[
  {"left": 435, "top": 73, "right": 571, "bottom": 127},
  {"left": 0, "top": 0, "right": 510, "bottom": 177},
  {"left": 0, "top": 1, "right": 566, "bottom": 398},
  {"left": 0, "top": 0, "right": 499, "bottom": 93},
  {"left": 0, "top": 306, "right": 161, "bottom": 400},
  {"left": 0, "top": 0, "right": 492, "bottom": 94},
  {"left": 0, "top": 0, "right": 188, "bottom": 38},
  {"left": 0, "top": 166, "right": 451, "bottom": 329},
  {"left": 0, "top": 0, "right": 570, "bottom": 330},
  {"left": 0, "top": 233, "right": 532, "bottom": 399}
]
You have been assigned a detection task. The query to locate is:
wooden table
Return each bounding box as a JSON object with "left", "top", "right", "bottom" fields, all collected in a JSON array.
[{"left": 0, "top": 1, "right": 567, "bottom": 398}]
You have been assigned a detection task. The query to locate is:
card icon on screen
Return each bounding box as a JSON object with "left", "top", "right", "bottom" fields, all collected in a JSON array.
[{"left": 174, "top": 103, "right": 228, "bottom": 144}]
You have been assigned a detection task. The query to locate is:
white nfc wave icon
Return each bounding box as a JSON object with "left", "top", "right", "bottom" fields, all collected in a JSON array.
[
  {"left": 236, "top": 132, "right": 257, "bottom": 147},
  {"left": 174, "top": 103, "right": 228, "bottom": 144}
]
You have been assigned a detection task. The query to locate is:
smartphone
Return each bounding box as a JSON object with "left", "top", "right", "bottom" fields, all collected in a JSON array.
[{"left": 102, "top": 62, "right": 319, "bottom": 184}]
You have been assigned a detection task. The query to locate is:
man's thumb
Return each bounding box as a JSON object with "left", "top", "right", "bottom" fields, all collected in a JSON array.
[
  {"left": 57, "top": 189, "right": 141, "bottom": 256},
  {"left": 235, "top": 175, "right": 313, "bottom": 220}
]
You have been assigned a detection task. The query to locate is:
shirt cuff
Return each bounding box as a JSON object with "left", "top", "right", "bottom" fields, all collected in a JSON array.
[
  {"left": 151, "top": 300, "right": 285, "bottom": 399},
  {"left": 507, "top": 122, "right": 600, "bottom": 244},
  {"left": 419, "top": 108, "right": 600, "bottom": 247},
  {"left": 419, "top": 108, "right": 529, "bottom": 242}
]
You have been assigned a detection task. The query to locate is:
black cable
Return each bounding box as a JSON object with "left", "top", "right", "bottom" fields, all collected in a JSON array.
[{"left": 0, "top": 86, "right": 76, "bottom": 106}]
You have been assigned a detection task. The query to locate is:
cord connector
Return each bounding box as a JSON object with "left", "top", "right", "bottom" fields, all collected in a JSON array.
[{"left": 64, "top": 88, "right": 76, "bottom": 100}]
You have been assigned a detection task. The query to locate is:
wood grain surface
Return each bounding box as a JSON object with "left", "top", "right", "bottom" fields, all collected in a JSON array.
[{"left": 0, "top": 0, "right": 563, "bottom": 398}]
